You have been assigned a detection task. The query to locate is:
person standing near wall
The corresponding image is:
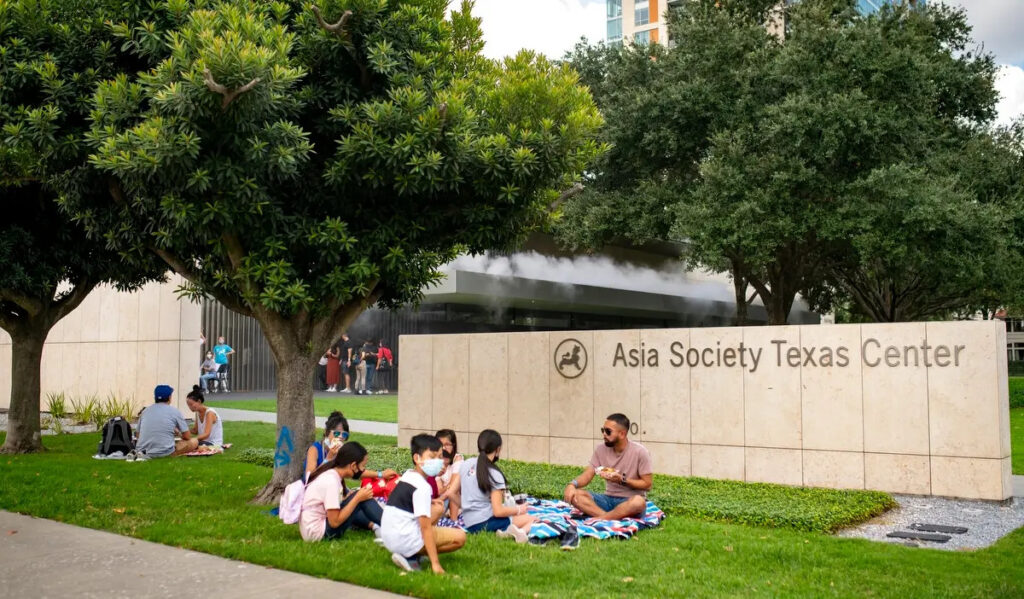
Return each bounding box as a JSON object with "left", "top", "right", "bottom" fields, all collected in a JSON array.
[
  {"left": 213, "top": 335, "right": 234, "bottom": 392},
  {"left": 325, "top": 344, "right": 341, "bottom": 392},
  {"left": 340, "top": 333, "right": 356, "bottom": 393},
  {"left": 376, "top": 339, "right": 394, "bottom": 394},
  {"left": 361, "top": 339, "right": 379, "bottom": 396}
]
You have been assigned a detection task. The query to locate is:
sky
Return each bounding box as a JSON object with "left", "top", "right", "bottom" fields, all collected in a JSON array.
[{"left": 469, "top": 0, "right": 1024, "bottom": 126}]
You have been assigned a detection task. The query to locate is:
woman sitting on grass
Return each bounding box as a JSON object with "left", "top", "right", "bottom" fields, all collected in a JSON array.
[
  {"left": 185, "top": 386, "right": 223, "bottom": 448},
  {"left": 449, "top": 430, "right": 535, "bottom": 542},
  {"left": 304, "top": 411, "right": 398, "bottom": 484},
  {"left": 300, "top": 442, "right": 383, "bottom": 541}
]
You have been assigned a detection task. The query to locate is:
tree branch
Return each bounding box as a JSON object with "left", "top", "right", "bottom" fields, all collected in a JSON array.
[
  {"left": 52, "top": 277, "right": 98, "bottom": 323},
  {"left": 203, "top": 68, "right": 261, "bottom": 110},
  {"left": 311, "top": 6, "right": 370, "bottom": 90},
  {"left": 549, "top": 183, "right": 585, "bottom": 211},
  {"left": 0, "top": 290, "right": 44, "bottom": 318},
  {"left": 152, "top": 246, "right": 253, "bottom": 318}
]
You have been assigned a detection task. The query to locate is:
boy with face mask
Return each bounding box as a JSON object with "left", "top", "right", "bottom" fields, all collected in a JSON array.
[
  {"left": 199, "top": 352, "right": 219, "bottom": 392},
  {"left": 381, "top": 434, "right": 466, "bottom": 574}
]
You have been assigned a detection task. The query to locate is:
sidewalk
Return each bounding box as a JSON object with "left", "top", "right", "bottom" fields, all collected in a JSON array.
[
  {"left": 216, "top": 407, "right": 398, "bottom": 437},
  {"left": 0, "top": 511, "right": 402, "bottom": 599}
]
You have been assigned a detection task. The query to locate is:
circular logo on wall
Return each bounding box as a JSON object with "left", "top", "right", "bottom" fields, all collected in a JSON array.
[{"left": 554, "top": 338, "right": 587, "bottom": 379}]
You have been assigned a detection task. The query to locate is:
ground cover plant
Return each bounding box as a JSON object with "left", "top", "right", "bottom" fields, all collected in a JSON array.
[
  {"left": 1009, "top": 377, "right": 1024, "bottom": 409},
  {"left": 2, "top": 422, "right": 1021, "bottom": 598},
  {"left": 207, "top": 396, "right": 397, "bottom": 423}
]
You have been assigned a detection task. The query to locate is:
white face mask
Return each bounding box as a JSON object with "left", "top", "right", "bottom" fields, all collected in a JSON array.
[{"left": 421, "top": 458, "right": 445, "bottom": 477}]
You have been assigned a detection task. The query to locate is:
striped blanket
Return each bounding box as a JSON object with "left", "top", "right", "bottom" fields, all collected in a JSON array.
[{"left": 525, "top": 497, "right": 665, "bottom": 541}]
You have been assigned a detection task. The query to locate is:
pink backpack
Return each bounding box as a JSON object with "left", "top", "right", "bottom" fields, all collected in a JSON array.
[{"left": 278, "top": 479, "right": 305, "bottom": 525}]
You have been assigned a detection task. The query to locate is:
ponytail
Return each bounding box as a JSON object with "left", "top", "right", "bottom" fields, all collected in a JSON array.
[
  {"left": 475, "top": 429, "right": 506, "bottom": 495},
  {"left": 307, "top": 441, "right": 367, "bottom": 485}
]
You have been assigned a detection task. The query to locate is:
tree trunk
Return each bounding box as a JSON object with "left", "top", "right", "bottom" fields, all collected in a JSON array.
[
  {"left": 252, "top": 327, "right": 319, "bottom": 504},
  {"left": 1, "top": 326, "right": 49, "bottom": 453}
]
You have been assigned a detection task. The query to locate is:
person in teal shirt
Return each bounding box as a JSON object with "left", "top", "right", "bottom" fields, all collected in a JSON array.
[{"left": 213, "top": 336, "right": 234, "bottom": 391}]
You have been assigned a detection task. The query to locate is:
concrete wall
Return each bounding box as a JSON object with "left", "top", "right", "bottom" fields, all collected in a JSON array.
[
  {"left": 0, "top": 277, "right": 202, "bottom": 415},
  {"left": 399, "top": 321, "right": 1013, "bottom": 500}
]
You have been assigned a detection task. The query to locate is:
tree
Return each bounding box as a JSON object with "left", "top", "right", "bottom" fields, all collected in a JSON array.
[
  {"left": 0, "top": 0, "right": 164, "bottom": 453},
  {"left": 62, "top": 0, "right": 603, "bottom": 500},
  {"left": 560, "top": 0, "right": 1010, "bottom": 325}
]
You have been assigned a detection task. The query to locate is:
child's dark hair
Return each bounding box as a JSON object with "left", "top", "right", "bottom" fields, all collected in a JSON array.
[
  {"left": 475, "top": 429, "right": 506, "bottom": 495},
  {"left": 435, "top": 429, "right": 458, "bottom": 455},
  {"left": 187, "top": 385, "right": 205, "bottom": 403},
  {"left": 307, "top": 441, "right": 367, "bottom": 485},
  {"left": 411, "top": 433, "right": 441, "bottom": 459},
  {"left": 324, "top": 411, "right": 349, "bottom": 438}
]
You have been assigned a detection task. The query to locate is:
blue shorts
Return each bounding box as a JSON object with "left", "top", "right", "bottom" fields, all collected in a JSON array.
[
  {"left": 587, "top": 492, "right": 629, "bottom": 513},
  {"left": 466, "top": 516, "right": 511, "bottom": 534}
]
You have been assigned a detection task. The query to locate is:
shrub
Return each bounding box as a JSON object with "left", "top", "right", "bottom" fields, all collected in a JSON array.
[
  {"left": 69, "top": 396, "right": 99, "bottom": 426},
  {"left": 45, "top": 392, "right": 67, "bottom": 420}
]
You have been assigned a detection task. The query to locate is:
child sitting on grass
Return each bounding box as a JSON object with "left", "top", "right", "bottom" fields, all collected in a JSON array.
[
  {"left": 449, "top": 430, "right": 536, "bottom": 542},
  {"left": 435, "top": 429, "right": 464, "bottom": 521},
  {"left": 381, "top": 434, "right": 466, "bottom": 574},
  {"left": 299, "top": 442, "right": 383, "bottom": 542}
]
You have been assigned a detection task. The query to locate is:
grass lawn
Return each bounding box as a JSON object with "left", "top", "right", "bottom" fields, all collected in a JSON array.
[
  {"left": 1013, "top": 408, "right": 1023, "bottom": 475},
  {"left": 1, "top": 423, "right": 1022, "bottom": 598},
  {"left": 207, "top": 396, "right": 397, "bottom": 423}
]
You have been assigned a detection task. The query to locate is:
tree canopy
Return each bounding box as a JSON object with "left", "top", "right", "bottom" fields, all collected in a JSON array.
[
  {"left": 0, "top": 0, "right": 164, "bottom": 452},
  {"left": 558, "top": 0, "right": 1022, "bottom": 324},
  {"left": 58, "top": 0, "right": 603, "bottom": 498}
]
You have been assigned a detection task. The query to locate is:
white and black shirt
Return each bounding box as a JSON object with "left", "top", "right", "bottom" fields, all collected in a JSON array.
[{"left": 380, "top": 469, "right": 432, "bottom": 558}]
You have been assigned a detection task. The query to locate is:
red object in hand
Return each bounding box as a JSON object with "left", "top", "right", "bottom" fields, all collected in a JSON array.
[{"left": 360, "top": 476, "right": 398, "bottom": 499}]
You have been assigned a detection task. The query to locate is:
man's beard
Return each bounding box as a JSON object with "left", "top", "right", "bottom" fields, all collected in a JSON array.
[{"left": 603, "top": 439, "right": 615, "bottom": 448}]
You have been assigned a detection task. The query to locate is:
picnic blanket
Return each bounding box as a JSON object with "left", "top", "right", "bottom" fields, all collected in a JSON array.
[
  {"left": 183, "top": 443, "right": 232, "bottom": 457},
  {"left": 524, "top": 497, "right": 665, "bottom": 541}
]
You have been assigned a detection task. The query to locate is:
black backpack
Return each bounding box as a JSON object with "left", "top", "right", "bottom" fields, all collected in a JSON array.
[{"left": 97, "top": 417, "right": 134, "bottom": 456}]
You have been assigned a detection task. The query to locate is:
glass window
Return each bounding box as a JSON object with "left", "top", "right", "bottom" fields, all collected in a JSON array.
[
  {"left": 1008, "top": 342, "right": 1024, "bottom": 362},
  {"left": 607, "top": 0, "right": 622, "bottom": 19},
  {"left": 607, "top": 17, "right": 622, "bottom": 41},
  {"left": 634, "top": 30, "right": 650, "bottom": 45},
  {"left": 1006, "top": 318, "right": 1024, "bottom": 333},
  {"left": 635, "top": 0, "right": 650, "bottom": 26}
]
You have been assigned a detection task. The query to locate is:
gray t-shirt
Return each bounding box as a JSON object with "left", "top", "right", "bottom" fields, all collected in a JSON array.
[
  {"left": 136, "top": 403, "right": 189, "bottom": 457},
  {"left": 458, "top": 456, "right": 506, "bottom": 528}
]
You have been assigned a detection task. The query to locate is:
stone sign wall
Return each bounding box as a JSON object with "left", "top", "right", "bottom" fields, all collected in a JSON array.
[{"left": 398, "top": 321, "right": 1012, "bottom": 500}]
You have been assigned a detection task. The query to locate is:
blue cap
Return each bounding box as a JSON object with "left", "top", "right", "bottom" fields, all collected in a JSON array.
[{"left": 154, "top": 385, "right": 174, "bottom": 401}]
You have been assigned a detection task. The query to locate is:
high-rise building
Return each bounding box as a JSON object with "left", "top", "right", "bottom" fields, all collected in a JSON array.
[{"left": 607, "top": 0, "right": 923, "bottom": 46}]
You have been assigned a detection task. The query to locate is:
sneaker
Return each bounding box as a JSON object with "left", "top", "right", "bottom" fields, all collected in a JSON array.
[
  {"left": 125, "top": 450, "right": 136, "bottom": 462},
  {"left": 340, "top": 387, "right": 351, "bottom": 393},
  {"left": 373, "top": 525, "right": 383, "bottom": 541},
  {"left": 559, "top": 528, "right": 580, "bottom": 551},
  {"left": 391, "top": 552, "right": 420, "bottom": 572},
  {"left": 496, "top": 524, "right": 529, "bottom": 544}
]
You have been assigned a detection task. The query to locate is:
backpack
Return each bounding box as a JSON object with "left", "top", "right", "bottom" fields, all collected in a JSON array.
[
  {"left": 278, "top": 478, "right": 306, "bottom": 525},
  {"left": 97, "top": 417, "right": 133, "bottom": 456}
]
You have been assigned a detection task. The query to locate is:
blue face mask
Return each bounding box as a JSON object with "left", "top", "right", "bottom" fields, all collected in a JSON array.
[{"left": 421, "top": 458, "right": 445, "bottom": 477}]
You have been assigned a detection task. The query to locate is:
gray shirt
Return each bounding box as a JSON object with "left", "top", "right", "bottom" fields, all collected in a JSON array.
[
  {"left": 201, "top": 359, "right": 219, "bottom": 373},
  {"left": 136, "top": 403, "right": 189, "bottom": 457},
  {"left": 458, "top": 456, "right": 506, "bottom": 528}
]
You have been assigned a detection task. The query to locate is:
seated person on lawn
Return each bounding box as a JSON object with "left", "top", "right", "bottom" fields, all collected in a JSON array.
[
  {"left": 563, "top": 413, "right": 652, "bottom": 520},
  {"left": 304, "top": 411, "right": 397, "bottom": 484},
  {"left": 300, "top": 441, "right": 383, "bottom": 542},
  {"left": 136, "top": 385, "right": 198, "bottom": 457},
  {"left": 381, "top": 434, "right": 466, "bottom": 574}
]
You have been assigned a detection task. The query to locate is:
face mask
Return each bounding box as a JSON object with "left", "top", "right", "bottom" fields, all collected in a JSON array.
[
  {"left": 421, "top": 458, "right": 444, "bottom": 477},
  {"left": 351, "top": 467, "right": 364, "bottom": 479}
]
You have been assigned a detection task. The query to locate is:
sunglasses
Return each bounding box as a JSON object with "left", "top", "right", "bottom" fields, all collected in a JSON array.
[
  {"left": 600, "top": 427, "right": 617, "bottom": 436},
  {"left": 332, "top": 430, "right": 350, "bottom": 440}
]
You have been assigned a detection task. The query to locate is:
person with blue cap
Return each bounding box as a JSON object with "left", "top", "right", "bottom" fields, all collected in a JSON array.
[{"left": 134, "top": 384, "right": 198, "bottom": 459}]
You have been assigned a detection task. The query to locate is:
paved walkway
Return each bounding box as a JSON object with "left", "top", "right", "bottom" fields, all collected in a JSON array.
[
  {"left": 0, "top": 511, "right": 402, "bottom": 599},
  {"left": 216, "top": 407, "right": 398, "bottom": 437}
]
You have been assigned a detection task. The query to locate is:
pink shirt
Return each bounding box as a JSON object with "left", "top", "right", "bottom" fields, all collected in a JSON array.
[
  {"left": 300, "top": 469, "right": 343, "bottom": 541},
  {"left": 589, "top": 441, "right": 653, "bottom": 498}
]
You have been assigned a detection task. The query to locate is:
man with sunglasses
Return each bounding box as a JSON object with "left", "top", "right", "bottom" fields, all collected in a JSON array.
[{"left": 563, "top": 413, "right": 652, "bottom": 520}]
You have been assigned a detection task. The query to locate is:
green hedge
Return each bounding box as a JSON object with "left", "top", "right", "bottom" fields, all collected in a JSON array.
[{"left": 237, "top": 446, "right": 894, "bottom": 534}]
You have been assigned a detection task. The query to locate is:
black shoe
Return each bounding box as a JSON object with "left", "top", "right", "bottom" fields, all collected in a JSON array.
[
  {"left": 529, "top": 536, "right": 553, "bottom": 546},
  {"left": 559, "top": 528, "right": 580, "bottom": 551}
]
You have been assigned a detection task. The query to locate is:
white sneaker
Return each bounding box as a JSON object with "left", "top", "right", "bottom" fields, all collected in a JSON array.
[
  {"left": 391, "top": 552, "right": 420, "bottom": 572},
  {"left": 340, "top": 387, "right": 351, "bottom": 393},
  {"left": 496, "top": 524, "right": 529, "bottom": 544}
]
